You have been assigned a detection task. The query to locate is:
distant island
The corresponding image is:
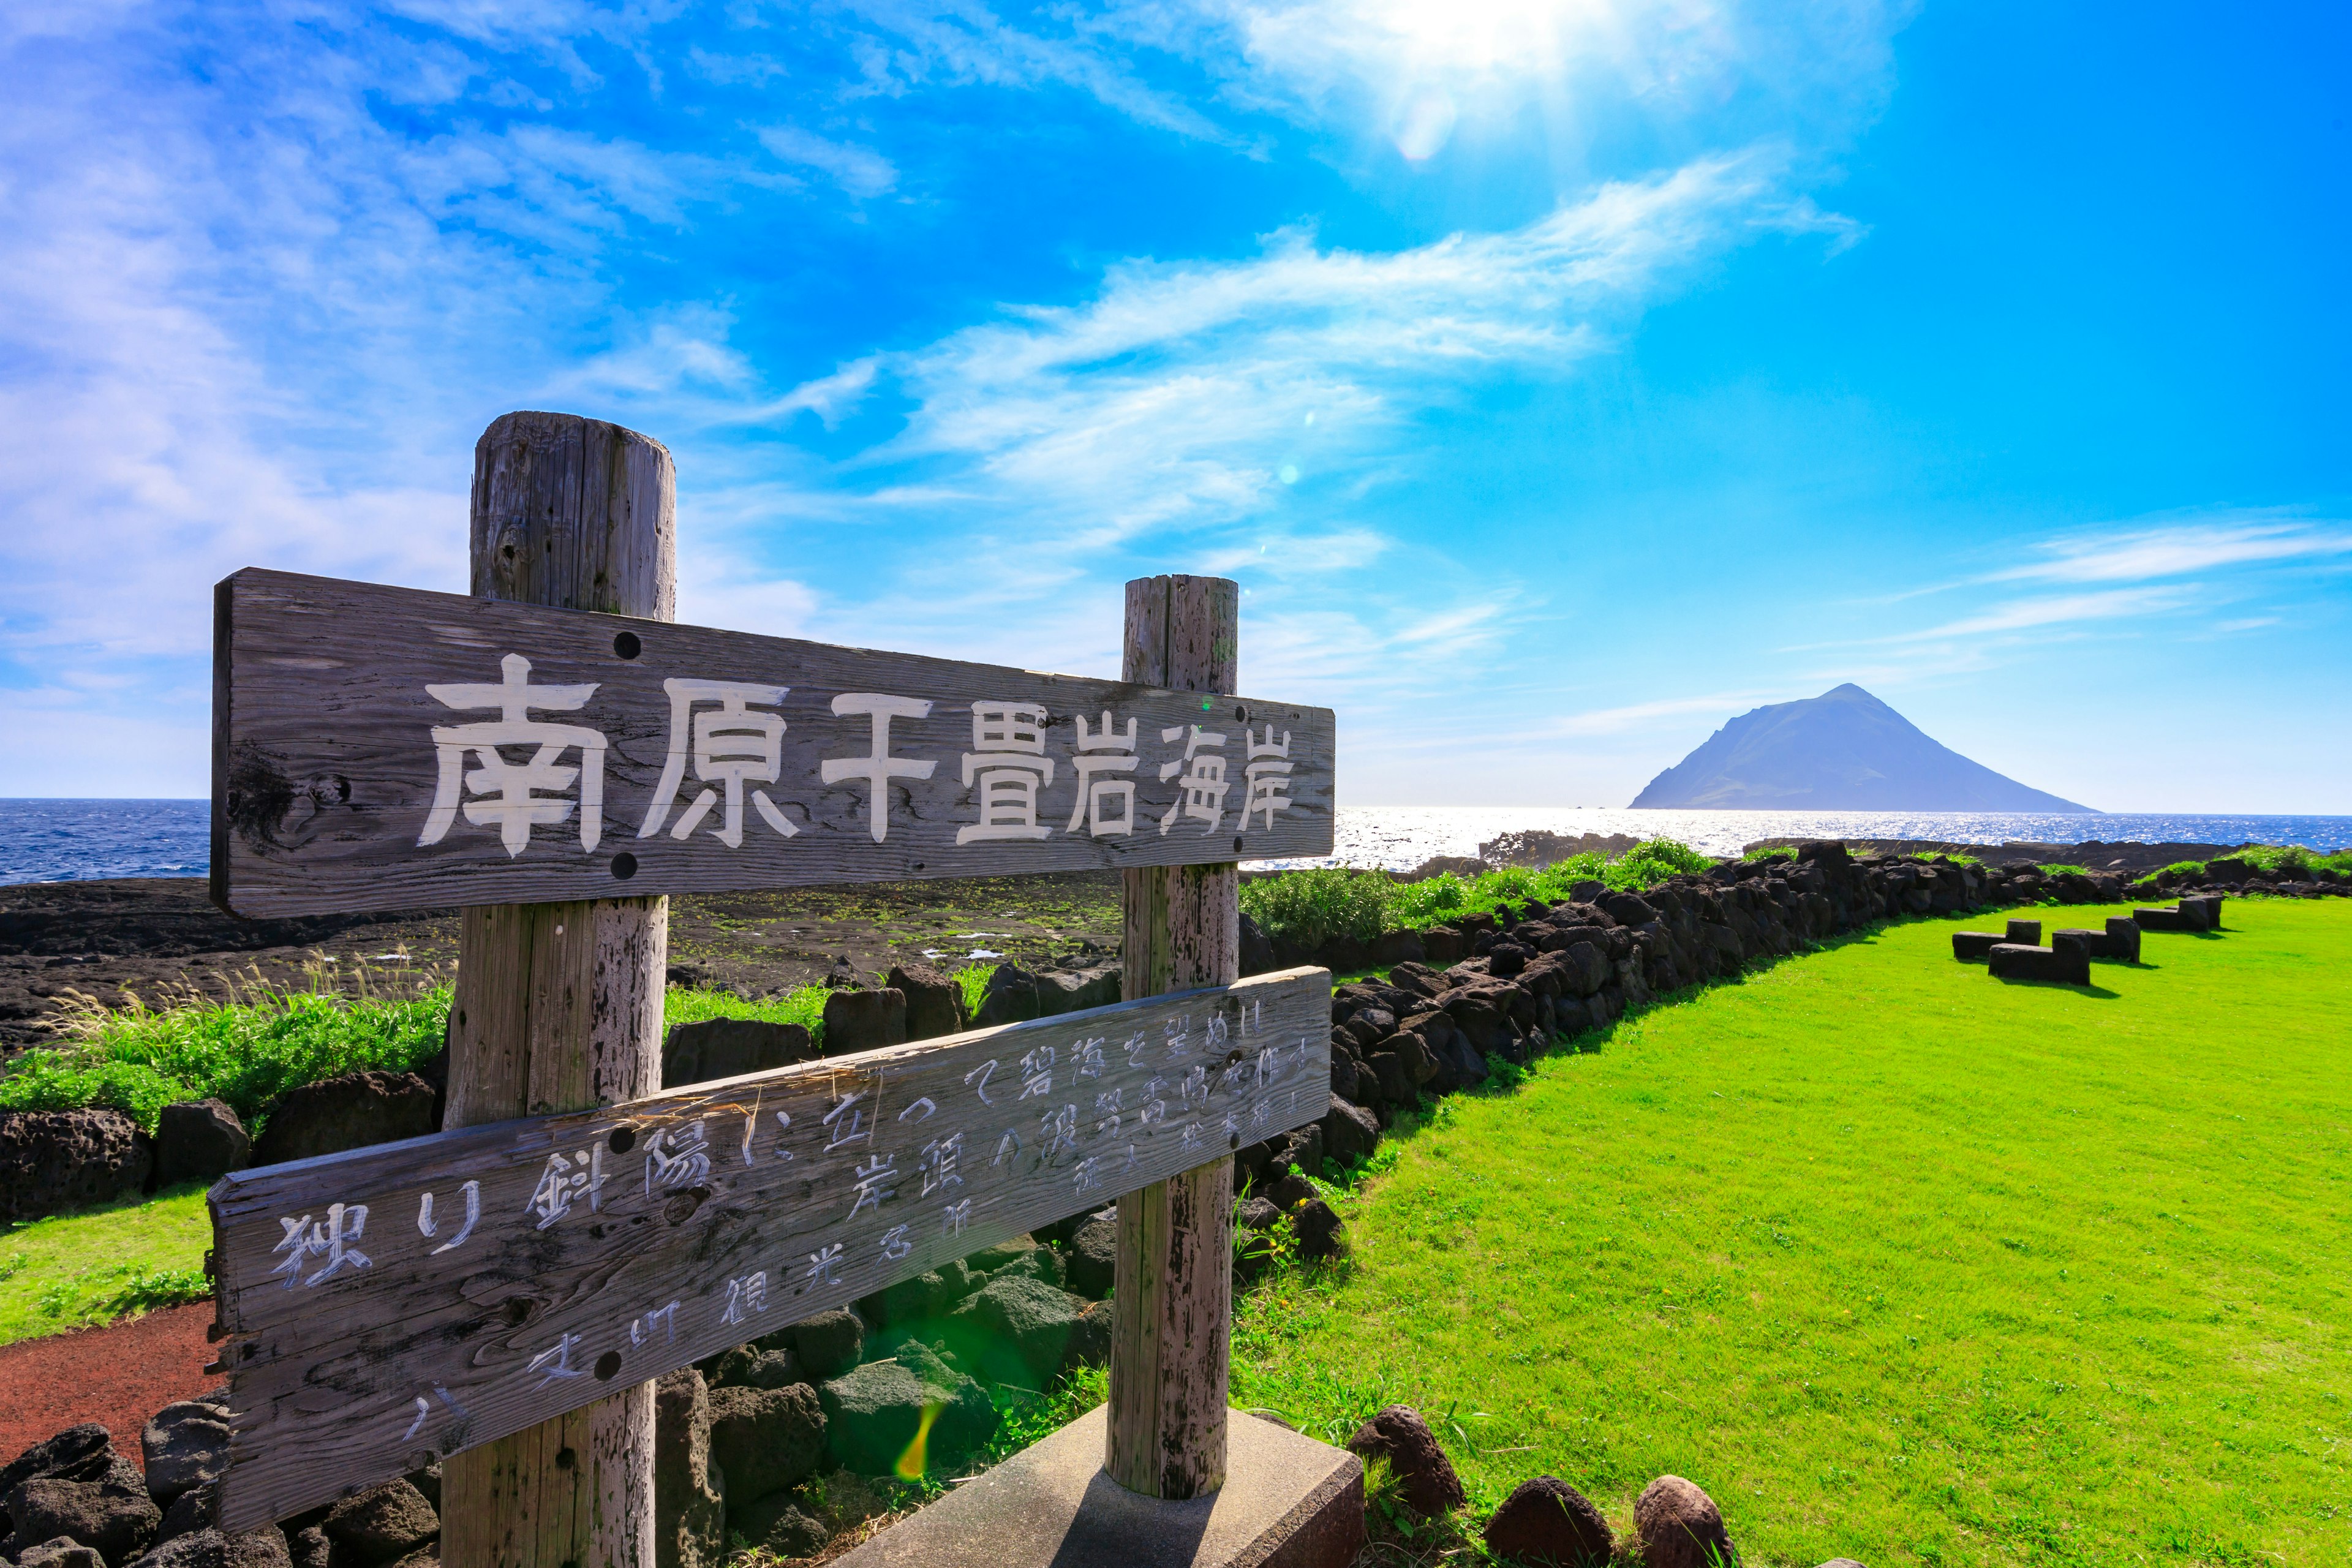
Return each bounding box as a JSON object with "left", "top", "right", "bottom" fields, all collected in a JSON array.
[{"left": 1631, "top": 683, "right": 2095, "bottom": 812}]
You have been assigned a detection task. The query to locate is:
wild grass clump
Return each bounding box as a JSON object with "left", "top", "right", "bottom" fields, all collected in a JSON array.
[
  {"left": 2239, "top": 844, "right": 2352, "bottom": 876},
  {"left": 1243, "top": 840, "right": 1718, "bottom": 947},
  {"left": 1742, "top": 845, "right": 1797, "bottom": 862},
  {"left": 2035, "top": 863, "right": 2091, "bottom": 876},
  {"left": 952, "top": 962, "right": 994, "bottom": 1020},
  {"left": 0, "top": 977, "right": 451, "bottom": 1135},
  {"left": 663, "top": 984, "right": 829, "bottom": 1040},
  {"left": 1240, "top": 867, "right": 1396, "bottom": 949}
]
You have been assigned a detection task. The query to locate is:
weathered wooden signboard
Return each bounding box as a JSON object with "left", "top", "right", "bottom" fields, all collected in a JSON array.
[
  {"left": 211, "top": 570, "right": 1336, "bottom": 918},
  {"left": 206, "top": 966, "right": 1332, "bottom": 1531}
]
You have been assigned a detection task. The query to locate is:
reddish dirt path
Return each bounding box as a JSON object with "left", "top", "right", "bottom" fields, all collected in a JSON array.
[{"left": 0, "top": 1305, "right": 221, "bottom": 1468}]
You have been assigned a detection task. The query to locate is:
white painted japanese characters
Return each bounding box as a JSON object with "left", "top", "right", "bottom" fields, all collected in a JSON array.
[
  {"left": 210, "top": 570, "right": 1333, "bottom": 917},
  {"left": 203, "top": 966, "right": 1333, "bottom": 1531}
]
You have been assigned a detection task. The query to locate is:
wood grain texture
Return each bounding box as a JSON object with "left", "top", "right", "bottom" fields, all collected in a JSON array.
[
  {"left": 1106, "top": 575, "right": 1242, "bottom": 1501},
  {"left": 470, "top": 412, "right": 676, "bottom": 620},
  {"left": 446, "top": 412, "right": 674, "bottom": 1568},
  {"left": 208, "top": 570, "right": 1333, "bottom": 918},
  {"left": 203, "top": 968, "right": 1332, "bottom": 1532}
]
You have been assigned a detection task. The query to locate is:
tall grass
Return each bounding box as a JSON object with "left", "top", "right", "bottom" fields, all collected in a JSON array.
[
  {"left": 0, "top": 974, "right": 866, "bottom": 1132},
  {"left": 664, "top": 984, "right": 829, "bottom": 1037},
  {"left": 1238, "top": 868, "right": 1396, "bottom": 948},
  {"left": 0, "top": 976, "right": 451, "bottom": 1134},
  {"left": 1240, "top": 839, "right": 1718, "bottom": 948}
]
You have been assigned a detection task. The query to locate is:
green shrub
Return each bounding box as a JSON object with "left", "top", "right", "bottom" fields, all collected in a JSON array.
[
  {"left": 1241, "top": 867, "right": 1396, "bottom": 949},
  {"left": 1742, "top": 845, "right": 1797, "bottom": 863},
  {"left": 953, "top": 962, "right": 994, "bottom": 1020},
  {"left": 1246, "top": 839, "right": 1722, "bottom": 940},
  {"left": 2036, "top": 864, "right": 2090, "bottom": 876},
  {"left": 663, "top": 984, "right": 829, "bottom": 1041},
  {"left": 0, "top": 974, "right": 859, "bottom": 1134},
  {"left": 0, "top": 982, "right": 451, "bottom": 1135},
  {"left": 2236, "top": 844, "right": 2352, "bottom": 877}
]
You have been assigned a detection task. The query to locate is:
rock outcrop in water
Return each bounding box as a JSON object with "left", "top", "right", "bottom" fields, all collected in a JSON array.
[{"left": 1632, "top": 684, "right": 2094, "bottom": 812}]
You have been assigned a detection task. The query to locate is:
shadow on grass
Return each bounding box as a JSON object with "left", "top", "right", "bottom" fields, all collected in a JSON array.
[{"left": 1991, "top": 976, "right": 2122, "bottom": 998}]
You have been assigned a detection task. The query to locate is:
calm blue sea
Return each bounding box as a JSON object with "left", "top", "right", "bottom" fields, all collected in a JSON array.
[{"left": 2, "top": 799, "right": 2348, "bottom": 886}]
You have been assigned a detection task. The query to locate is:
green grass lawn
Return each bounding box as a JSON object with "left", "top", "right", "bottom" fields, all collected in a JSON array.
[
  {"left": 1233, "top": 899, "right": 2352, "bottom": 1567},
  {"left": 0, "top": 1182, "right": 214, "bottom": 1346}
]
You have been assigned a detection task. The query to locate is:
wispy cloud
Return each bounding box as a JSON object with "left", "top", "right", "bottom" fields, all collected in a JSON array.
[
  {"left": 1980, "top": 517, "right": 2352, "bottom": 586},
  {"left": 799, "top": 147, "right": 1818, "bottom": 541},
  {"left": 756, "top": 125, "right": 899, "bottom": 197},
  {"left": 1540, "top": 690, "right": 1782, "bottom": 737}
]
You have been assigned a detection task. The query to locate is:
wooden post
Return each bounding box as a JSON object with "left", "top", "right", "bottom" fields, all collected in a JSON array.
[
  {"left": 1105, "top": 575, "right": 1240, "bottom": 1499},
  {"left": 442, "top": 412, "right": 675, "bottom": 1568}
]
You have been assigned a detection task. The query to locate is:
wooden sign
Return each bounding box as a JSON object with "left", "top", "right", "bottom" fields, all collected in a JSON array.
[
  {"left": 206, "top": 967, "right": 1333, "bottom": 1530},
  {"left": 211, "top": 570, "right": 1335, "bottom": 918}
]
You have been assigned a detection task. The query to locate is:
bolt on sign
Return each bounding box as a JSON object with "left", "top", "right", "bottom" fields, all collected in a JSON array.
[
  {"left": 209, "top": 570, "right": 1335, "bottom": 918},
  {"left": 206, "top": 967, "right": 1333, "bottom": 1531}
]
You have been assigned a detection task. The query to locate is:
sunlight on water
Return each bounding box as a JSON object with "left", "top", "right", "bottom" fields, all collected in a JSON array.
[
  {"left": 2, "top": 798, "right": 2346, "bottom": 887},
  {"left": 1248, "top": 806, "right": 2352, "bottom": 871}
]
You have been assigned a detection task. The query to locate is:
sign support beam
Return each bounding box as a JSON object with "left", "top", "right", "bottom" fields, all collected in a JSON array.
[
  {"left": 443, "top": 412, "right": 673, "bottom": 1568},
  {"left": 1106, "top": 575, "right": 1242, "bottom": 1499}
]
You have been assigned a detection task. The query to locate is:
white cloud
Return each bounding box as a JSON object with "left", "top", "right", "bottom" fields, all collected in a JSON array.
[
  {"left": 811, "top": 147, "right": 1809, "bottom": 540},
  {"left": 841, "top": 0, "right": 1242, "bottom": 145},
  {"left": 755, "top": 125, "right": 899, "bottom": 197},
  {"left": 1981, "top": 518, "right": 2352, "bottom": 586}
]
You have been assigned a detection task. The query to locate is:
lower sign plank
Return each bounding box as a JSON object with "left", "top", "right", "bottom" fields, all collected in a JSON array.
[{"left": 206, "top": 966, "right": 1332, "bottom": 1531}]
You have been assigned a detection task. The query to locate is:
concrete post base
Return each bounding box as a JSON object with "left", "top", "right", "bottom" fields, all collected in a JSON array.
[{"left": 833, "top": 1406, "right": 1366, "bottom": 1568}]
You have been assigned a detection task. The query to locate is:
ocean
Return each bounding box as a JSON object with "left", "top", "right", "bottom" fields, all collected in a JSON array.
[{"left": 2, "top": 799, "right": 2348, "bottom": 888}]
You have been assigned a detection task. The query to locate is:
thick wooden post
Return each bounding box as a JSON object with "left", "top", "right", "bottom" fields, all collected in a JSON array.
[
  {"left": 442, "top": 413, "right": 675, "bottom": 1568},
  {"left": 1106, "top": 575, "right": 1240, "bottom": 1499}
]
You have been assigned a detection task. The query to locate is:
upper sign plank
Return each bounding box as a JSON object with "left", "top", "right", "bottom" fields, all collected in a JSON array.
[{"left": 211, "top": 570, "right": 1335, "bottom": 917}]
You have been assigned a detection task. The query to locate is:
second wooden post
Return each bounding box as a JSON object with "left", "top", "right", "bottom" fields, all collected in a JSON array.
[
  {"left": 1106, "top": 574, "right": 1241, "bottom": 1499},
  {"left": 440, "top": 412, "right": 675, "bottom": 1568}
]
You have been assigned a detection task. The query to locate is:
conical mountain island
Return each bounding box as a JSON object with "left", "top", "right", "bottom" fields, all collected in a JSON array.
[{"left": 1630, "top": 684, "right": 2094, "bottom": 812}]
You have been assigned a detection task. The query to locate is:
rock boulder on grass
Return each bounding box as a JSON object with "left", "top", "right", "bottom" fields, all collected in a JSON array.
[
  {"left": 1634, "top": 1475, "right": 1737, "bottom": 1568},
  {"left": 726, "top": 1494, "right": 827, "bottom": 1558},
  {"left": 1291, "top": 1200, "right": 1347, "bottom": 1262},
  {"left": 7, "top": 1474, "right": 161, "bottom": 1567},
  {"left": 141, "top": 1404, "right": 230, "bottom": 1507},
  {"left": 250, "top": 1073, "right": 434, "bottom": 1166},
  {"left": 821, "top": 987, "right": 906, "bottom": 1054},
  {"left": 319, "top": 1481, "right": 436, "bottom": 1566},
  {"left": 129, "top": 1529, "right": 292, "bottom": 1568},
  {"left": 1482, "top": 1476, "right": 1613, "bottom": 1566},
  {"left": 1, "top": 1427, "right": 119, "bottom": 1495},
  {"left": 1065, "top": 1215, "right": 1119, "bottom": 1298},
  {"left": 21, "top": 1540, "right": 107, "bottom": 1568},
  {"left": 1319, "top": 1098, "right": 1379, "bottom": 1165},
  {"left": 652, "top": 1370, "right": 724, "bottom": 1568},
  {"left": 948, "top": 1275, "right": 1080, "bottom": 1384},
  {"left": 886, "top": 964, "right": 967, "bottom": 1041},
  {"left": 709, "top": 1344, "right": 803, "bottom": 1391},
  {"left": 817, "top": 1344, "right": 997, "bottom": 1478},
  {"left": 784, "top": 1309, "right": 864, "bottom": 1381},
  {"left": 153, "top": 1102, "right": 249, "bottom": 1188},
  {"left": 706, "top": 1385, "right": 825, "bottom": 1504},
  {"left": 1345, "top": 1407, "right": 1462, "bottom": 1517},
  {"left": 0, "top": 1111, "right": 151, "bottom": 1224},
  {"left": 660, "top": 1019, "right": 815, "bottom": 1090}
]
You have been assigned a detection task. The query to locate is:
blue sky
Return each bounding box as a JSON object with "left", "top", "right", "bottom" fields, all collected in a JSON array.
[{"left": 1, "top": 0, "right": 2345, "bottom": 810}]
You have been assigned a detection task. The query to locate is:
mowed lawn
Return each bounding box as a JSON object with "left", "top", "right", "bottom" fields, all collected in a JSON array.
[{"left": 1232, "top": 900, "right": 2352, "bottom": 1567}]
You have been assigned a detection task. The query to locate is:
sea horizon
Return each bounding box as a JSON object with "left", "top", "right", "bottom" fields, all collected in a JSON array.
[{"left": 4, "top": 797, "right": 2348, "bottom": 887}]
